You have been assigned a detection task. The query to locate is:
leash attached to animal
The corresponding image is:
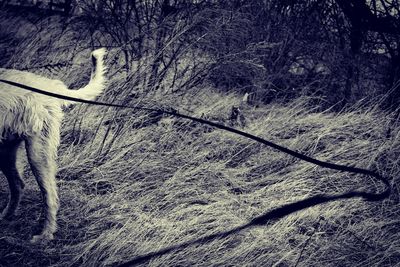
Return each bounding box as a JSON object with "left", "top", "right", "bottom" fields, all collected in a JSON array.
[{"left": 0, "top": 50, "right": 391, "bottom": 245}]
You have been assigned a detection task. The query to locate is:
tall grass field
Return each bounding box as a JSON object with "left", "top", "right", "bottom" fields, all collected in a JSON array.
[{"left": 0, "top": 7, "right": 399, "bottom": 267}]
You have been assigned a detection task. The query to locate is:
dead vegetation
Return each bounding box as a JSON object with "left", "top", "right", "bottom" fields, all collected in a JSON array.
[{"left": 0, "top": 5, "right": 400, "bottom": 267}]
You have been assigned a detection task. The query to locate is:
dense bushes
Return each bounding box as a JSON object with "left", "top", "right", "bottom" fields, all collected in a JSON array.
[{"left": 2, "top": 0, "right": 400, "bottom": 110}]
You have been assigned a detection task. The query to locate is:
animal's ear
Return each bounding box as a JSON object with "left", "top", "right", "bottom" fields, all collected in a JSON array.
[{"left": 92, "top": 48, "right": 107, "bottom": 59}]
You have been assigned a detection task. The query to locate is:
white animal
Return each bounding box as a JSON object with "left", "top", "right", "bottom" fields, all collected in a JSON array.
[{"left": 0, "top": 48, "right": 107, "bottom": 243}]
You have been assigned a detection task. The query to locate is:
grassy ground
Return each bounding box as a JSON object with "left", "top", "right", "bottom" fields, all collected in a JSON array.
[{"left": 1, "top": 9, "right": 400, "bottom": 267}]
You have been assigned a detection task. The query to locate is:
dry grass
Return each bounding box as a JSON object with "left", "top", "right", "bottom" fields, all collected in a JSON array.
[{"left": 1, "top": 10, "right": 400, "bottom": 267}]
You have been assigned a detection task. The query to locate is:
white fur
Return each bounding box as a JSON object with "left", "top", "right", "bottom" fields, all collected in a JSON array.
[{"left": 0, "top": 48, "right": 107, "bottom": 243}]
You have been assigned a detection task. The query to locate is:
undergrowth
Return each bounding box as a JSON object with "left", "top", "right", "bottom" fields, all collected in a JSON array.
[{"left": 0, "top": 10, "right": 400, "bottom": 267}]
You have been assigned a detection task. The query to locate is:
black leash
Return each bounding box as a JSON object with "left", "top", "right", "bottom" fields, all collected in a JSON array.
[
  {"left": 0, "top": 78, "right": 392, "bottom": 265},
  {"left": 116, "top": 191, "right": 378, "bottom": 267},
  {"left": 0, "top": 78, "right": 391, "bottom": 198}
]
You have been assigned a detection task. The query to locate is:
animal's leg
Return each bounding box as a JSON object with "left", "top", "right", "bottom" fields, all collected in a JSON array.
[
  {"left": 0, "top": 140, "right": 25, "bottom": 220},
  {"left": 25, "top": 135, "right": 59, "bottom": 243}
]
